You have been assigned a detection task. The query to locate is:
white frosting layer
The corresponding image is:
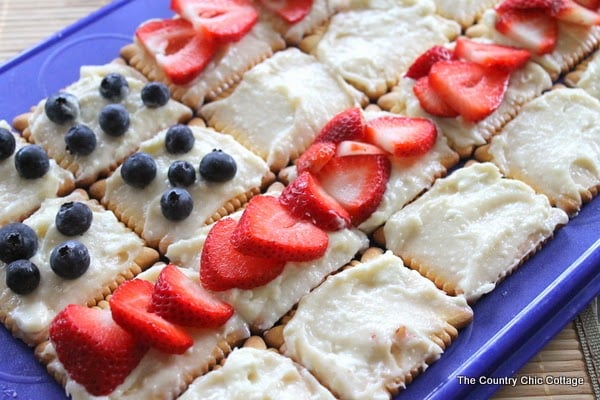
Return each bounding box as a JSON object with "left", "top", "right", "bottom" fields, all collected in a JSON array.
[
  {"left": 43, "top": 264, "right": 249, "bottom": 400},
  {"left": 166, "top": 202, "right": 369, "bottom": 331},
  {"left": 27, "top": 64, "right": 192, "bottom": 184},
  {"left": 267, "top": 0, "right": 337, "bottom": 44},
  {"left": 0, "top": 121, "right": 73, "bottom": 225},
  {"left": 487, "top": 88, "right": 600, "bottom": 213},
  {"left": 282, "top": 251, "right": 472, "bottom": 400},
  {"left": 575, "top": 50, "right": 600, "bottom": 99},
  {"left": 313, "top": 0, "right": 460, "bottom": 98},
  {"left": 0, "top": 191, "right": 145, "bottom": 343},
  {"left": 103, "top": 124, "right": 270, "bottom": 253},
  {"left": 384, "top": 162, "right": 568, "bottom": 301},
  {"left": 179, "top": 347, "right": 336, "bottom": 400},
  {"left": 200, "top": 48, "right": 365, "bottom": 171},
  {"left": 432, "top": 0, "right": 500, "bottom": 28}
]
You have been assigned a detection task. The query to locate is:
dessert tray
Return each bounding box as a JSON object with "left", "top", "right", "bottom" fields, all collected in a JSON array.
[{"left": 0, "top": 1, "right": 599, "bottom": 399}]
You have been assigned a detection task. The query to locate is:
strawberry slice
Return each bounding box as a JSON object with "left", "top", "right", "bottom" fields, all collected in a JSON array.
[
  {"left": 552, "top": 0, "right": 600, "bottom": 24},
  {"left": 496, "top": 0, "right": 561, "bottom": 14},
  {"left": 453, "top": 37, "right": 531, "bottom": 72},
  {"left": 259, "top": 0, "right": 313, "bottom": 23},
  {"left": 316, "top": 154, "right": 391, "bottom": 225},
  {"left": 495, "top": 8, "right": 558, "bottom": 55},
  {"left": 574, "top": 0, "right": 600, "bottom": 10},
  {"left": 50, "top": 305, "right": 147, "bottom": 396},
  {"left": 413, "top": 76, "right": 460, "bottom": 118},
  {"left": 365, "top": 116, "right": 438, "bottom": 157},
  {"left": 405, "top": 45, "right": 453, "bottom": 80},
  {"left": 200, "top": 218, "right": 286, "bottom": 291},
  {"left": 109, "top": 279, "right": 193, "bottom": 354},
  {"left": 170, "top": 0, "right": 258, "bottom": 42},
  {"left": 335, "top": 140, "right": 387, "bottom": 157},
  {"left": 280, "top": 171, "right": 351, "bottom": 231},
  {"left": 151, "top": 264, "right": 234, "bottom": 328},
  {"left": 296, "top": 141, "right": 336, "bottom": 174},
  {"left": 428, "top": 60, "right": 511, "bottom": 122},
  {"left": 231, "top": 195, "right": 329, "bottom": 261},
  {"left": 314, "top": 107, "right": 366, "bottom": 143},
  {"left": 136, "top": 18, "right": 216, "bottom": 85}
]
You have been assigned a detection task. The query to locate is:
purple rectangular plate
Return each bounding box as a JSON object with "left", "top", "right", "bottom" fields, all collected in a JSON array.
[{"left": 1, "top": 1, "right": 599, "bottom": 399}]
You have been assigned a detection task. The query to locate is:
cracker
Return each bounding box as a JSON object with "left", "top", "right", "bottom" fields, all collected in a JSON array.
[{"left": 432, "top": 0, "right": 502, "bottom": 29}]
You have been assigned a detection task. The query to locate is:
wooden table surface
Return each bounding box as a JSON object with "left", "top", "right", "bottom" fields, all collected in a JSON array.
[{"left": 0, "top": 1, "right": 595, "bottom": 399}]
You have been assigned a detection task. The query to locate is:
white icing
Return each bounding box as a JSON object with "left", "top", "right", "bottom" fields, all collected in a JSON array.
[
  {"left": 432, "top": 0, "right": 500, "bottom": 28},
  {"left": 27, "top": 64, "right": 192, "bottom": 183},
  {"left": 313, "top": 0, "right": 461, "bottom": 98},
  {"left": 0, "top": 121, "right": 73, "bottom": 225},
  {"left": 487, "top": 88, "right": 600, "bottom": 212},
  {"left": 0, "top": 191, "right": 145, "bottom": 343},
  {"left": 103, "top": 124, "right": 270, "bottom": 253},
  {"left": 575, "top": 50, "right": 600, "bottom": 99},
  {"left": 179, "top": 347, "right": 336, "bottom": 400},
  {"left": 282, "top": 251, "right": 472, "bottom": 400},
  {"left": 384, "top": 162, "right": 568, "bottom": 301},
  {"left": 200, "top": 48, "right": 365, "bottom": 171},
  {"left": 268, "top": 0, "right": 337, "bottom": 44}
]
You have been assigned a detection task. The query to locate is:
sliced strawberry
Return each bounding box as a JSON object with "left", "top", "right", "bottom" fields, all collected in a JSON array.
[
  {"left": 495, "top": 8, "right": 558, "bottom": 55},
  {"left": 496, "top": 0, "right": 561, "bottom": 14},
  {"left": 316, "top": 155, "right": 391, "bottom": 225},
  {"left": 453, "top": 37, "right": 531, "bottom": 72},
  {"left": 314, "top": 107, "right": 366, "bottom": 144},
  {"left": 365, "top": 116, "right": 438, "bottom": 157},
  {"left": 413, "top": 76, "right": 460, "bottom": 118},
  {"left": 296, "top": 141, "right": 336, "bottom": 174},
  {"left": 231, "top": 195, "right": 329, "bottom": 261},
  {"left": 335, "top": 140, "right": 387, "bottom": 157},
  {"left": 200, "top": 218, "right": 286, "bottom": 291},
  {"left": 574, "top": 0, "right": 600, "bottom": 10},
  {"left": 109, "top": 279, "right": 193, "bottom": 354},
  {"left": 259, "top": 0, "right": 313, "bottom": 23},
  {"left": 136, "top": 18, "right": 216, "bottom": 85},
  {"left": 428, "top": 60, "right": 511, "bottom": 122},
  {"left": 280, "top": 171, "right": 351, "bottom": 231},
  {"left": 552, "top": 0, "right": 600, "bottom": 24},
  {"left": 171, "top": 0, "right": 258, "bottom": 42},
  {"left": 151, "top": 264, "right": 234, "bottom": 328},
  {"left": 50, "top": 305, "right": 147, "bottom": 396},
  {"left": 405, "top": 45, "right": 453, "bottom": 80}
]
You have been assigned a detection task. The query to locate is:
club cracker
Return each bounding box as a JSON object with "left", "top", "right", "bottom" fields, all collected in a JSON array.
[
  {"left": 432, "top": 0, "right": 502, "bottom": 29},
  {"left": 564, "top": 48, "right": 600, "bottom": 101}
]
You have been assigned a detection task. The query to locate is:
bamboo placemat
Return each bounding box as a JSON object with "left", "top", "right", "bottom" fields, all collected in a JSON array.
[{"left": 0, "top": 1, "right": 597, "bottom": 399}]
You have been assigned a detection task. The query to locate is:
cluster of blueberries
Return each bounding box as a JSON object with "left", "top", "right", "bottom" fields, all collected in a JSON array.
[
  {"left": 0, "top": 127, "right": 51, "bottom": 179},
  {"left": 0, "top": 202, "right": 93, "bottom": 294},
  {"left": 120, "top": 124, "right": 238, "bottom": 221}
]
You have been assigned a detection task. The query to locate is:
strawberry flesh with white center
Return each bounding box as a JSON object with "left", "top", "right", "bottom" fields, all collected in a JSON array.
[
  {"left": 258, "top": 0, "right": 313, "bottom": 23},
  {"left": 413, "top": 76, "right": 460, "bottom": 118},
  {"left": 295, "top": 141, "right": 336, "bottom": 174},
  {"left": 365, "top": 116, "right": 438, "bottom": 157},
  {"left": 453, "top": 37, "right": 531, "bottom": 72},
  {"left": 405, "top": 45, "right": 453, "bottom": 80},
  {"left": 335, "top": 140, "right": 387, "bottom": 157}
]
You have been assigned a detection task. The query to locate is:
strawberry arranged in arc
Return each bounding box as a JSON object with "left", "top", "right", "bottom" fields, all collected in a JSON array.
[
  {"left": 258, "top": 0, "right": 314, "bottom": 24},
  {"left": 314, "top": 107, "right": 366, "bottom": 144},
  {"left": 404, "top": 45, "right": 453, "bottom": 80},
  {"left": 413, "top": 76, "right": 460, "bottom": 118},
  {"left": 453, "top": 37, "right": 531, "bottom": 72},
  {"left": 365, "top": 116, "right": 438, "bottom": 158},
  {"left": 335, "top": 140, "right": 388, "bottom": 157},
  {"left": 295, "top": 141, "right": 336, "bottom": 174}
]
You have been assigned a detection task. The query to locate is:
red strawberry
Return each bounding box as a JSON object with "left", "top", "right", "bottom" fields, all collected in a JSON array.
[
  {"left": 496, "top": 0, "right": 561, "bottom": 14},
  {"left": 365, "top": 116, "right": 438, "bottom": 157},
  {"left": 453, "top": 37, "right": 531, "bottom": 72},
  {"left": 428, "top": 60, "right": 511, "bottom": 122},
  {"left": 552, "top": 0, "right": 600, "bottom": 24},
  {"left": 574, "top": 0, "right": 600, "bottom": 10},
  {"left": 314, "top": 107, "right": 366, "bottom": 143},
  {"left": 231, "top": 195, "right": 329, "bottom": 261},
  {"left": 259, "top": 0, "right": 313, "bottom": 23},
  {"left": 109, "top": 279, "right": 193, "bottom": 354},
  {"left": 296, "top": 141, "right": 336, "bottom": 174},
  {"left": 200, "top": 218, "right": 286, "bottom": 291},
  {"left": 405, "top": 45, "right": 453, "bottom": 80},
  {"left": 151, "top": 264, "right": 234, "bottom": 328},
  {"left": 335, "top": 140, "right": 387, "bottom": 157},
  {"left": 49, "top": 305, "right": 147, "bottom": 396},
  {"left": 495, "top": 8, "right": 558, "bottom": 55},
  {"left": 316, "top": 155, "right": 391, "bottom": 225},
  {"left": 280, "top": 171, "right": 351, "bottom": 231},
  {"left": 413, "top": 76, "right": 459, "bottom": 118},
  {"left": 136, "top": 18, "right": 216, "bottom": 85},
  {"left": 170, "top": 0, "right": 258, "bottom": 42}
]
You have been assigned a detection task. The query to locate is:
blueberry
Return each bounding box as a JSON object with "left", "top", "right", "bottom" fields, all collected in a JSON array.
[
  {"left": 168, "top": 160, "right": 196, "bottom": 187},
  {"left": 141, "top": 82, "right": 170, "bottom": 108},
  {"left": 50, "top": 240, "right": 90, "bottom": 279},
  {"left": 44, "top": 92, "right": 79, "bottom": 124},
  {"left": 14, "top": 144, "right": 50, "bottom": 179},
  {"left": 0, "top": 128, "right": 16, "bottom": 160},
  {"left": 99, "top": 104, "right": 130, "bottom": 137},
  {"left": 55, "top": 201, "right": 93, "bottom": 236},
  {"left": 199, "top": 149, "right": 237, "bottom": 182},
  {"left": 160, "top": 188, "right": 193, "bottom": 221},
  {"left": 165, "top": 125, "right": 194, "bottom": 154},
  {"left": 0, "top": 223, "right": 38, "bottom": 263},
  {"left": 65, "top": 124, "right": 97, "bottom": 156},
  {"left": 6, "top": 260, "right": 40, "bottom": 295},
  {"left": 121, "top": 152, "right": 157, "bottom": 188},
  {"left": 99, "top": 73, "right": 129, "bottom": 102}
]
